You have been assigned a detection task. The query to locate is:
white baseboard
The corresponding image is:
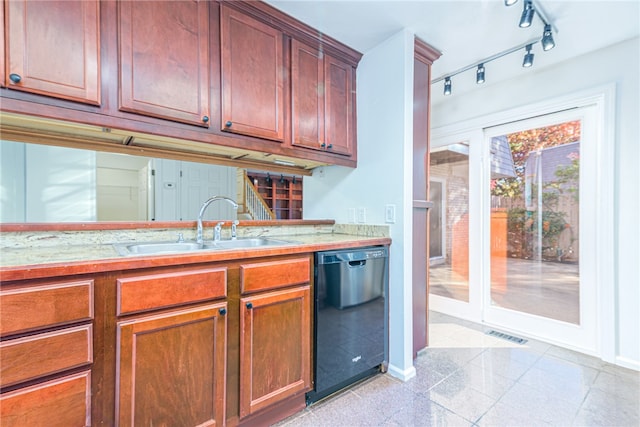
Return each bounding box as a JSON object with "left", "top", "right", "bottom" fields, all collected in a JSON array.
[
  {"left": 615, "top": 356, "right": 640, "bottom": 372},
  {"left": 387, "top": 363, "right": 416, "bottom": 382}
]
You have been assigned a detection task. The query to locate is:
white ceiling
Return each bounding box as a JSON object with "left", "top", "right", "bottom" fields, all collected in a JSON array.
[{"left": 264, "top": 0, "right": 640, "bottom": 103}]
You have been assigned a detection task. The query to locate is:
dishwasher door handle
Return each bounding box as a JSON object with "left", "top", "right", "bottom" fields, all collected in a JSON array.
[{"left": 348, "top": 260, "right": 366, "bottom": 267}]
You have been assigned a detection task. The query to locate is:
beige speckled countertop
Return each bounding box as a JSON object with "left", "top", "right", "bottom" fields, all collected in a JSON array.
[{"left": 0, "top": 222, "right": 391, "bottom": 281}]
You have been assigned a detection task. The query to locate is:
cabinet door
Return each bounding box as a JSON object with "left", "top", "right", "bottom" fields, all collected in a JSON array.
[
  {"left": 119, "top": 0, "right": 210, "bottom": 127},
  {"left": 291, "top": 40, "right": 325, "bottom": 151},
  {"left": 239, "top": 286, "right": 311, "bottom": 418},
  {"left": 220, "top": 5, "right": 285, "bottom": 142},
  {"left": 116, "top": 303, "right": 227, "bottom": 427},
  {"left": 5, "top": 0, "right": 100, "bottom": 105},
  {"left": 325, "top": 55, "right": 355, "bottom": 156}
]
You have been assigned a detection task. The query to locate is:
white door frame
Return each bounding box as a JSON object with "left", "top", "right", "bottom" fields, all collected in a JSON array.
[{"left": 430, "top": 84, "right": 615, "bottom": 362}]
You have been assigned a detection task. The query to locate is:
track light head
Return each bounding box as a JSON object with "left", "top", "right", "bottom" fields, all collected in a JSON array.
[
  {"left": 541, "top": 24, "right": 555, "bottom": 51},
  {"left": 444, "top": 77, "right": 452, "bottom": 95},
  {"left": 519, "top": 0, "right": 535, "bottom": 28},
  {"left": 476, "top": 64, "right": 485, "bottom": 84},
  {"left": 505, "top": 0, "right": 518, "bottom": 5},
  {"left": 522, "top": 44, "right": 534, "bottom": 67}
]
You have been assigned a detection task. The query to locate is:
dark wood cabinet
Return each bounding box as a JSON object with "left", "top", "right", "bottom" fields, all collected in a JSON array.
[
  {"left": 0, "top": 371, "right": 92, "bottom": 427},
  {"left": 1, "top": 0, "right": 361, "bottom": 171},
  {"left": 291, "top": 40, "right": 355, "bottom": 157},
  {"left": 238, "top": 257, "right": 311, "bottom": 419},
  {"left": 118, "top": 0, "right": 211, "bottom": 127},
  {"left": 4, "top": 0, "right": 100, "bottom": 105},
  {"left": 291, "top": 40, "right": 325, "bottom": 151},
  {"left": 0, "top": 279, "right": 94, "bottom": 426},
  {"left": 116, "top": 303, "right": 227, "bottom": 427},
  {"left": 114, "top": 267, "right": 227, "bottom": 426},
  {"left": 325, "top": 54, "right": 355, "bottom": 156},
  {"left": 220, "top": 4, "right": 285, "bottom": 142}
]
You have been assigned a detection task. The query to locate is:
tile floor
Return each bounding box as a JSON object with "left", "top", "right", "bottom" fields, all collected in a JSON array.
[{"left": 276, "top": 311, "right": 639, "bottom": 426}]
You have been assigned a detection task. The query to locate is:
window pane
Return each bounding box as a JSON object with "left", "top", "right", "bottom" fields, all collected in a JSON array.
[
  {"left": 490, "top": 121, "right": 580, "bottom": 324},
  {"left": 429, "top": 143, "right": 470, "bottom": 302}
]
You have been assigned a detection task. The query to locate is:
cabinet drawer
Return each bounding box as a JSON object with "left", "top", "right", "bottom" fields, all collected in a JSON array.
[
  {"left": 240, "top": 257, "right": 310, "bottom": 294},
  {"left": 0, "top": 324, "right": 92, "bottom": 388},
  {"left": 0, "top": 370, "right": 91, "bottom": 427},
  {"left": 117, "top": 267, "right": 227, "bottom": 315},
  {"left": 0, "top": 280, "right": 93, "bottom": 337}
]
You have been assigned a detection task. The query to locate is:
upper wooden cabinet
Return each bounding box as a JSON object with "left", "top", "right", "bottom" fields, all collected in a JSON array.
[
  {"left": 291, "top": 40, "right": 355, "bottom": 157},
  {"left": 118, "top": 0, "right": 211, "bottom": 127},
  {"left": 325, "top": 55, "right": 355, "bottom": 156},
  {"left": 220, "top": 4, "right": 285, "bottom": 142},
  {"left": 4, "top": 0, "right": 100, "bottom": 105},
  {"left": 291, "top": 40, "right": 325, "bottom": 151}
]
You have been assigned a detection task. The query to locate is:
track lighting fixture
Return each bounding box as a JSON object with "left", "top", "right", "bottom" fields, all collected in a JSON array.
[
  {"left": 444, "top": 77, "right": 452, "bottom": 95},
  {"left": 522, "top": 44, "right": 534, "bottom": 67},
  {"left": 279, "top": 174, "right": 285, "bottom": 184},
  {"left": 430, "top": 1, "right": 558, "bottom": 94},
  {"left": 476, "top": 64, "right": 485, "bottom": 84},
  {"left": 266, "top": 173, "right": 271, "bottom": 184},
  {"left": 541, "top": 24, "right": 555, "bottom": 51},
  {"left": 292, "top": 176, "right": 296, "bottom": 185},
  {"left": 519, "top": 0, "right": 535, "bottom": 28}
]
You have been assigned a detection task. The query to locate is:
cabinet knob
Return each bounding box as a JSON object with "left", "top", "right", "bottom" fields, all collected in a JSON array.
[
  {"left": 246, "top": 302, "right": 253, "bottom": 309},
  {"left": 202, "top": 115, "right": 209, "bottom": 123},
  {"left": 219, "top": 307, "right": 227, "bottom": 316},
  {"left": 320, "top": 142, "right": 326, "bottom": 148},
  {"left": 225, "top": 121, "right": 232, "bottom": 128},
  {"left": 327, "top": 144, "right": 333, "bottom": 150},
  {"left": 9, "top": 73, "right": 21, "bottom": 84}
]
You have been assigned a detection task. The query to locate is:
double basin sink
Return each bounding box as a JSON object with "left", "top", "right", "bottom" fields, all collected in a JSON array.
[{"left": 114, "top": 237, "right": 298, "bottom": 257}]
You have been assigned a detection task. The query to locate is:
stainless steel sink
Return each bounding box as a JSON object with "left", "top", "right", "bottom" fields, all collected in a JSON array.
[
  {"left": 113, "top": 241, "right": 202, "bottom": 256},
  {"left": 114, "top": 237, "right": 297, "bottom": 256},
  {"left": 204, "top": 237, "right": 297, "bottom": 250}
]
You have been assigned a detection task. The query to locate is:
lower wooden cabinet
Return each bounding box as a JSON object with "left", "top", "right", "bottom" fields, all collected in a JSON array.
[
  {"left": 239, "top": 286, "right": 311, "bottom": 418},
  {"left": 0, "top": 370, "right": 91, "bottom": 427},
  {"left": 116, "top": 302, "right": 227, "bottom": 427},
  {"left": 0, "top": 278, "right": 94, "bottom": 426}
]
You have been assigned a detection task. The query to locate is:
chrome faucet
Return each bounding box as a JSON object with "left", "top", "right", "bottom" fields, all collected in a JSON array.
[{"left": 196, "top": 196, "right": 239, "bottom": 244}]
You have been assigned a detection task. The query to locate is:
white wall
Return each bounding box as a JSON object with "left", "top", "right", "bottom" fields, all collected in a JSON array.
[
  {"left": 0, "top": 142, "right": 97, "bottom": 222},
  {"left": 304, "top": 29, "right": 417, "bottom": 379},
  {"left": 432, "top": 37, "right": 640, "bottom": 369}
]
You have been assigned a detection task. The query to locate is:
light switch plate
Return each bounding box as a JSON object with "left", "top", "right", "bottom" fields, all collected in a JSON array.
[
  {"left": 385, "top": 204, "right": 396, "bottom": 223},
  {"left": 357, "top": 207, "right": 366, "bottom": 223},
  {"left": 348, "top": 208, "right": 356, "bottom": 223}
]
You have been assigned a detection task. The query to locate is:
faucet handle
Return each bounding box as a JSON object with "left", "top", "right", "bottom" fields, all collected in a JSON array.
[
  {"left": 231, "top": 220, "right": 239, "bottom": 240},
  {"left": 215, "top": 221, "right": 225, "bottom": 229}
]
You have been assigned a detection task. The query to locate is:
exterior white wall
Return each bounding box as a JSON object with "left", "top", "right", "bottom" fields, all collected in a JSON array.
[
  {"left": 432, "top": 37, "right": 640, "bottom": 369},
  {"left": 304, "top": 29, "right": 417, "bottom": 379}
]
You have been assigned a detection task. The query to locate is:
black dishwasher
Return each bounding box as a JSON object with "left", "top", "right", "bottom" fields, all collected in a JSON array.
[{"left": 306, "top": 246, "right": 389, "bottom": 404}]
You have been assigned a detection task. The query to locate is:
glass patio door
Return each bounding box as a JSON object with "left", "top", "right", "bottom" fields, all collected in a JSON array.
[{"left": 482, "top": 107, "right": 598, "bottom": 353}]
